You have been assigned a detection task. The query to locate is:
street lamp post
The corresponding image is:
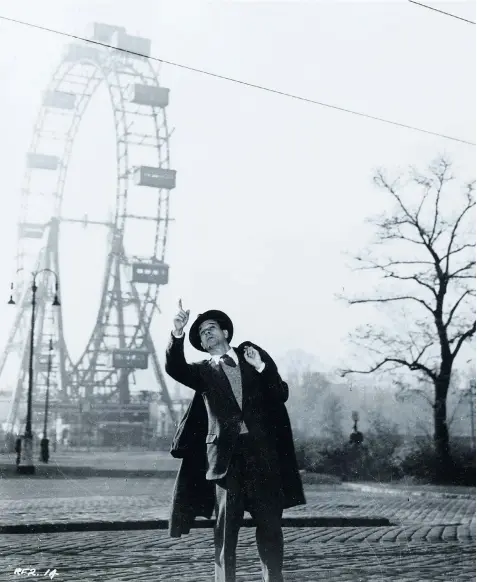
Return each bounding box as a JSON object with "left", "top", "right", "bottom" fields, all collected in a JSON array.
[
  {"left": 349, "top": 411, "right": 364, "bottom": 446},
  {"left": 40, "top": 338, "right": 54, "bottom": 463},
  {"left": 9, "top": 269, "right": 60, "bottom": 475}
]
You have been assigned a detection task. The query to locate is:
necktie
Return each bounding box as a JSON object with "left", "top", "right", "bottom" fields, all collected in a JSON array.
[{"left": 220, "top": 354, "right": 237, "bottom": 368}]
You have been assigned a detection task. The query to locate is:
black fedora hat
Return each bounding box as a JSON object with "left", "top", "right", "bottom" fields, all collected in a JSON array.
[{"left": 189, "top": 310, "right": 234, "bottom": 352}]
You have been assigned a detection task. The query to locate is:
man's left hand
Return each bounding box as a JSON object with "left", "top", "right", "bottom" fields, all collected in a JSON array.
[{"left": 244, "top": 346, "right": 263, "bottom": 370}]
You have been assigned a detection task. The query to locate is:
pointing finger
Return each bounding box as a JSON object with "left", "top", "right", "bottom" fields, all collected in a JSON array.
[{"left": 178, "top": 298, "right": 183, "bottom": 310}]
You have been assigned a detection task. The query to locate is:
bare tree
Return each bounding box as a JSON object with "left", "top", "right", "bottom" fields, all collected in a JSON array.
[{"left": 341, "top": 157, "right": 475, "bottom": 476}]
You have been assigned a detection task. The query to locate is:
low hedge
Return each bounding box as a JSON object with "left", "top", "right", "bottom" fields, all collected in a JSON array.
[{"left": 294, "top": 434, "right": 475, "bottom": 485}]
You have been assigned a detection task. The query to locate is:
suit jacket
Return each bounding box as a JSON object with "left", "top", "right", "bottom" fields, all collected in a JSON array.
[
  {"left": 166, "top": 335, "right": 306, "bottom": 537},
  {"left": 166, "top": 334, "right": 289, "bottom": 479}
]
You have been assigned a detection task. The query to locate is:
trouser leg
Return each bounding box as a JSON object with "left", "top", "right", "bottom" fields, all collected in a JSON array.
[
  {"left": 242, "top": 439, "right": 284, "bottom": 582},
  {"left": 214, "top": 455, "right": 244, "bottom": 582},
  {"left": 251, "top": 506, "right": 284, "bottom": 582}
]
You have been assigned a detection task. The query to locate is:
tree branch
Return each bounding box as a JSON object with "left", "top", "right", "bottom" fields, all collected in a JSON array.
[
  {"left": 445, "top": 290, "right": 473, "bottom": 328},
  {"left": 451, "top": 321, "right": 476, "bottom": 360},
  {"left": 349, "top": 295, "right": 435, "bottom": 314},
  {"left": 341, "top": 356, "right": 437, "bottom": 382},
  {"left": 445, "top": 243, "right": 476, "bottom": 259},
  {"left": 378, "top": 232, "right": 425, "bottom": 245},
  {"left": 383, "top": 273, "right": 437, "bottom": 295},
  {"left": 375, "top": 163, "right": 463, "bottom": 283},
  {"left": 427, "top": 159, "right": 448, "bottom": 243},
  {"left": 354, "top": 258, "right": 438, "bottom": 296},
  {"left": 396, "top": 386, "right": 434, "bottom": 407},
  {"left": 449, "top": 261, "right": 476, "bottom": 278},
  {"left": 445, "top": 186, "right": 476, "bottom": 275},
  {"left": 412, "top": 340, "right": 435, "bottom": 364},
  {"left": 381, "top": 260, "right": 435, "bottom": 266}
]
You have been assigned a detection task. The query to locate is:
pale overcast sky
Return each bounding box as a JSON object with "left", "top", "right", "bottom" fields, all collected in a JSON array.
[{"left": 0, "top": 0, "right": 474, "bottom": 400}]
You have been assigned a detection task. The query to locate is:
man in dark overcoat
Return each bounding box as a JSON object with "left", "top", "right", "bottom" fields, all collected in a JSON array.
[{"left": 165, "top": 300, "right": 305, "bottom": 582}]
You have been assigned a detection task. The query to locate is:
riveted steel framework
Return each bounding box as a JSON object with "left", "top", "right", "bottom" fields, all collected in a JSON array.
[{"left": 0, "top": 26, "right": 176, "bottom": 433}]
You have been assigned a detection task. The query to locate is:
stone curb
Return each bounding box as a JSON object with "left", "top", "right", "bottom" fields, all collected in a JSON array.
[
  {"left": 0, "top": 464, "right": 179, "bottom": 479},
  {"left": 343, "top": 483, "right": 475, "bottom": 500},
  {"left": 0, "top": 516, "right": 391, "bottom": 535},
  {"left": 0, "top": 466, "right": 339, "bottom": 484}
]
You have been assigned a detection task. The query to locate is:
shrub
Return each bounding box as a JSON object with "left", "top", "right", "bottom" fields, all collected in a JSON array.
[
  {"left": 295, "top": 427, "right": 475, "bottom": 485},
  {"left": 293, "top": 411, "right": 405, "bottom": 482},
  {"left": 294, "top": 435, "right": 327, "bottom": 473},
  {"left": 401, "top": 438, "right": 476, "bottom": 485}
]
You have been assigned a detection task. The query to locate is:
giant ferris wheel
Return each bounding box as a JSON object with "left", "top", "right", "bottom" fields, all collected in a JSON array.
[{"left": 0, "top": 23, "right": 177, "bottom": 436}]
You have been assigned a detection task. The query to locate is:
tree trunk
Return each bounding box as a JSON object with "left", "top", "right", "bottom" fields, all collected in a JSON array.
[{"left": 433, "top": 387, "right": 451, "bottom": 482}]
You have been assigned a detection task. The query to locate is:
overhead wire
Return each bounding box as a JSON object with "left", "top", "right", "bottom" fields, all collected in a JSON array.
[
  {"left": 408, "top": 0, "right": 476, "bottom": 25},
  {"left": 0, "top": 13, "right": 474, "bottom": 146}
]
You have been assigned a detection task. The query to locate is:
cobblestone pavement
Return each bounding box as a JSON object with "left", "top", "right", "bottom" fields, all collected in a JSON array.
[
  {"left": 0, "top": 530, "right": 475, "bottom": 581},
  {"left": 0, "top": 478, "right": 474, "bottom": 537},
  {"left": 0, "top": 476, "right": 474, "bottom": 581}
]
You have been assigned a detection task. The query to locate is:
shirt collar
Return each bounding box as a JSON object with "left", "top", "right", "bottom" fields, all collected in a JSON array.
[{"left": 211, "top": 347, "right": 238, "bottom": 365}]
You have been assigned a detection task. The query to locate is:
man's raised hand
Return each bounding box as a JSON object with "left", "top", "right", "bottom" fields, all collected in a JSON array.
[{"left": 173, "top": 299, "right": 190, "bottom": 336}]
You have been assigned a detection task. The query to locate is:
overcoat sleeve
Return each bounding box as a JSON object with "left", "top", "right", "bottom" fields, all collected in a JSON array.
[{"left": 165, "top": 333, "right": 203, "bottom": 391}]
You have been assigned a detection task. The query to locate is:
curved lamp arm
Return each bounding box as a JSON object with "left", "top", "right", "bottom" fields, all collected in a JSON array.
[{"left": 8, "top": 268, "right": 60, "bottom": 306}]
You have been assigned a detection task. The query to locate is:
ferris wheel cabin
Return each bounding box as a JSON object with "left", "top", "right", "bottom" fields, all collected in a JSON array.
[
  {"left": 42, "top": 90, "right": 76, "bottom": 110},
  {"left": 112, "top": 349, "right": 149, "bottom": 370},
  {"left": 126, "top": 84, "right": 170, "bottom": 108},
  {"left": 18, "top": 223, "right": 45, "bottom": 239},
  {"left": 131, "top": 262, "right": 169, "bottom": 285},
  {"left": 134, "top": 166, "right": 176, "bottom": 189},
  {"left": 26, "top": 153, "right": 60, "bottom": 171}
]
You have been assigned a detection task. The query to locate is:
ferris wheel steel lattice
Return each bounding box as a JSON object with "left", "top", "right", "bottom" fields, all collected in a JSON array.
[{"left": 0, "top": 23, "right": 177, "bottom": 433}]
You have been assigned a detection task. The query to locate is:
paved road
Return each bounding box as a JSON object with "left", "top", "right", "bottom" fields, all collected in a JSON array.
[
  {"left": 0, "top": 454, "right": 474, "bottom": 580},
  {"left": 0, "top": 478, "right": 474, "bottom": 539},
  {"left": 0, "top": 451, "right": 180, "bottom": 478},
  {"left": 1, "top": 530, "right": 474, "bottom": 581},
  {"left": 27, "top": 450, "right": 180, "bottom": 470}
]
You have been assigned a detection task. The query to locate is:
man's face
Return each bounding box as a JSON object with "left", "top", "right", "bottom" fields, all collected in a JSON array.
[{"left": 199, "top": 319, "right": 228, "bottom": 351}]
